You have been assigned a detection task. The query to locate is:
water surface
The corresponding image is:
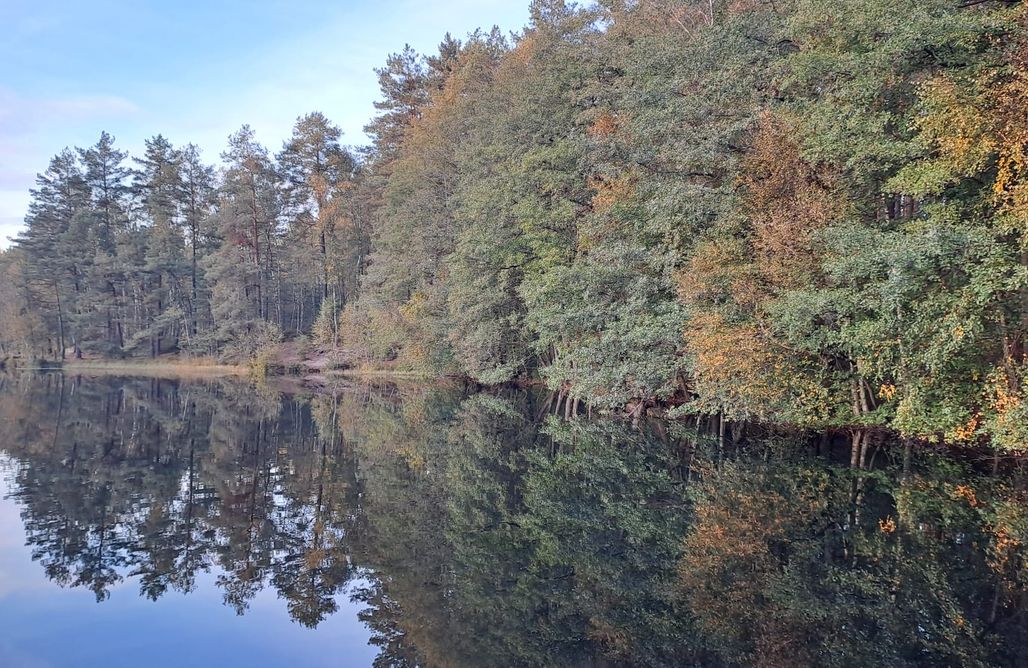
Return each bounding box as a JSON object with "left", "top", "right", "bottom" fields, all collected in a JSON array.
[{"left": 0, "top": 374, "right": 1024, "bottom": 667}]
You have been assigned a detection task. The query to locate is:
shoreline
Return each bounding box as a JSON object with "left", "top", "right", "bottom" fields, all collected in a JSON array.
[
  {"left": 5, "top": 358, "right": 1024, "bottom": 460},
  {"left": 8, "top": 357, "right": 440, "bottom": 383},
  {"left": 44, "top": 359, "right": 249, "bottom": 378}
]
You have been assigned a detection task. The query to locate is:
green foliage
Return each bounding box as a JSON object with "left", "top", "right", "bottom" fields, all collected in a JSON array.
[{"left": 312, "top": 296, "right": 340, "bottom": 347}]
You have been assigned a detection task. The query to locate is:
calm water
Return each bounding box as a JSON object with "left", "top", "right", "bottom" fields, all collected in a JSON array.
[{"left": 0, "top": 373, "right": 1024, "bottom": 667}]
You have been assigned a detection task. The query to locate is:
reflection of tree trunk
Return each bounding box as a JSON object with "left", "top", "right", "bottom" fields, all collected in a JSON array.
[
  {"left": 312, "top": 429, "right": 328, "bottom": 559},
  {"left": 849, "top": 430, "right": 863, "bottom": 469},
  {"left": 730, "top": 421, "right": 744, "bottom": 446},
  {"left": 854, "top": 433, "right": 869, "bottom": 525},
  {"left": 52, "top": 375, "right": 66, "bottom": 452},
  {"left": 987, "top": 441, "right": 1003, "bottom": 626},
  {"left": 816, "top": 431, "right": 829, "bottom": 456},
  {"left": 858, "top": 432, "right": 870, "bottom": 470},
  {"left": 185, "top": 437, "right": 195, "bottom": 568},
  {"left": 249, "top": 420, "right": 263, "bottom": 535},
  {"left": 888, "top": 438, "right": 914, "bottom": 602},
  {"left": 845, "top": 429, "right": 866, "bottom": 561},
  {"left": 988, "top": 582, "right": 1001, "bottom": 626},
  {"left": 96, "top": 489, "right": 110, "bottom": 594}
]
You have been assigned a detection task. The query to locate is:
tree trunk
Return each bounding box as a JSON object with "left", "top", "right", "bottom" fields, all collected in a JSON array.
[
  {"left": 54, "top": 281, "right": 66, "bottom": 360},
  {"left": 321, "top": 229, "right": 329, "bottom": 301},
  {"left": 191, "top": 221, "right": 199, "bottom": 337}
]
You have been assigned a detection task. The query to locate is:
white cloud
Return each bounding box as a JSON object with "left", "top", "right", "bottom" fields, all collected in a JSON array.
[{"left": 0, "top": 87, "right": 138, "bottom": 131}]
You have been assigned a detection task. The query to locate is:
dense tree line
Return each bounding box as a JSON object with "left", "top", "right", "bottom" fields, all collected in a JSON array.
[
  {"left": 2, "top": 0, "right": 1027, "bottom": 447},
  {"left": 3, "top": 116, "right": 362, "bottom": 361}
]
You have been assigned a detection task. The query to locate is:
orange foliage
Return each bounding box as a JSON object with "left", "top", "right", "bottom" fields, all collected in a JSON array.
[
  {"left": 990, "top": 527, "right": 1023, "bottom": 575},
  {"left": 739, "top": 113, "right": 838, "bottom": 291},
  {"left": 606, "top": 0, "right": 767, "bottom": 40},
  {"left": 916, "top": 77, "right": 998, "bottom": 178},
  {"left": 683, "top": 310, "right": 826, "bottom": 420},
  {"left": 678, "top": 238, "right": 763, "bottom": 312},
  {"left": 505, "top": 31, "right": 537, "bottom": 69},
  {"left": 588, "top": 173, "right": 636, "bottom": 214},
  {"left": 986, "top": 493, "right": 1027, "bottom": 583},
  {"left": 952, "top": 484, "right": 980, "bottom": 508},
  {"left": 586, "top": 617, "right": 633, "bottom": 657},
  {"left": 579, "top": 171, "right": 639, "bottom": 250},
  {"left": 678, "top": 238, "right": 827, "bottom": 420},
  {"left": 913, "top": 7, "right": 1028, "bottom": 234},
  {"left": 993, "top": 10, "right": 1028, "bottom": 227},
  {"left": 588, "top": 111, "right": 619, "bottom": 138},
  {"left": 676, "top": 115, "right": 842, "bottom": 424},
  {"left": 399, "top": 38, "right": 502, "bottom": 165},
  {"left": 950, "top": 413, "right": 981, "bottom": 442}
]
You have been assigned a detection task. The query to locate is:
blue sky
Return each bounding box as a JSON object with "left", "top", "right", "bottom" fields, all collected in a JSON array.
[{"left": 0, "top": 0, "right": 531, "bottom": 247}]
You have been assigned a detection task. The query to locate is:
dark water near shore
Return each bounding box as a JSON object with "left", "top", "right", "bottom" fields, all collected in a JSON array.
[{"left": 0, "top": 373, "right": 1025, "bottom": 667}]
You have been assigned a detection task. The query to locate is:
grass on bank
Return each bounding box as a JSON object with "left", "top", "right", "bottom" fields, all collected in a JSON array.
[
  {"left": 5, "top": 344, "right": 438, "bottom": 383},
  {"left": 52, "top": 358, "right": 248, "bottom": 378}
]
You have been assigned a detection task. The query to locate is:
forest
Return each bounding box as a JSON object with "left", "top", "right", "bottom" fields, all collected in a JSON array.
[{"left": 1, "top": 0, "right": 1027, "bottom": 448}]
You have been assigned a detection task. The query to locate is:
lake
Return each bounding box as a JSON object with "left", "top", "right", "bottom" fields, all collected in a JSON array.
[{"left": 0, "top": 373, "right": 1024, "bottom": 667}]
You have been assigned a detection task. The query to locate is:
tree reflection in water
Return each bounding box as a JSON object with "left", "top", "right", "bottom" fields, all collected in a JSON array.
[{"left": 0, "top": 373, "right": 1024, "bottom": 667}]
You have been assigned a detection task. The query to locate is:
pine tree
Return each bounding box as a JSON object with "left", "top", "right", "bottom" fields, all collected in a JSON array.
[
  {"left": 205, "top": 126, "right": 282, "bottom": 357},
  {"left": 176, "top": 143, "right": 217, "bottom": 338},
  {"left": 278, "top": 112, "right": 356, "bottom": 327},
  {"left": 364, "top": 46, "right": 430, "bottom": 162},
  {"left": 132, "top": 135, "right": 189, "bottom": 355},
  {"left": 78, "top": 131, "right": 130, "bottom": 250},
  {"left": 15, "top": 149, "right": 92, "bottom": 358},
  {"left": 75, "top": 132, "right": 133, "bottom": 355}
]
